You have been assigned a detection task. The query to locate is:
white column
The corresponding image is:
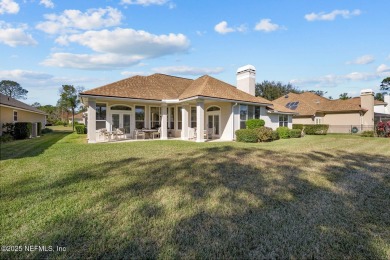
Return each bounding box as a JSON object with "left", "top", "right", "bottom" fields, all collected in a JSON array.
[
  {"left": 196, "top": 100, "right": 205, "bottom": 142},
  {"left": 181, "top": 105, "right": 189, "bottom": 140},
  {"left": 161, "top": 104, "right": 168, "bottom": 140},
  {"left": 87, "top": 99, "right": 96, "bottom": 143}
]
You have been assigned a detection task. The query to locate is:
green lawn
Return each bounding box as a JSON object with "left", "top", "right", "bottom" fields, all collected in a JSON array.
[{"left": 1, "top": 132, "right": 389, "bottom": 259}]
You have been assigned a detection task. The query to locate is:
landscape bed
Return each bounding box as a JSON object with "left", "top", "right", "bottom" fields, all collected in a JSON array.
[{"left": 0, "top": 131, "right": 389, "bottom": 259}]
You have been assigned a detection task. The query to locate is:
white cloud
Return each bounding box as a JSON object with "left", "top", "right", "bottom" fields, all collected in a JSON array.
[
  {"left": 196, "top": 30, "right": 206, "bottom": 36},
  {"left": 36, "top": 7, "right": 123, "bottom": 34},
  {"left": 377, "top": 64, "right": 390, "bottom": 73},
  {"left": 0, "top": 0, "right": 19, "bottom": 15},
  {"left": 41, "top": 53, "right": 144, "bottom": 70},
  {"left": 0, "top": 69, "right": 53, "bottom": 80},
  {"left": 0, "top": 22, "right": 37, "bottom": 47},
  {"left": 214, "top": 21, "right": 246, "bottom": 35},
  {"left": 56, "top": 28, "right": 190, "bottom": 57},
  {"left": 39, "top": 0, "right": 54, "bottom": 9},
  {"left": 152, "top": 66, "right": 224, "bottom": 75},
  {"left": 121, "top": 71, "right": 149, "bottom": 76},
  {"left": 304, "top": 9, "right": 361, "bottom": 21},
  {"left": 254, "top": 19, "right": 284, "bottom": 32},
  {"left": 347, "top": 55, "right": 375, "bottom": 65}
]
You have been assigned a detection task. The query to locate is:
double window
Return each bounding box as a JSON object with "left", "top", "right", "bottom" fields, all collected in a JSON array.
[
  {"left": 190, "top": 107, "right": 197, "bottom": 128},
  {"left": 279, "top": 115, "right": 288, "bottom": 127},
  {"left": 240, "top": 105, "right": 261, "bottom": 129},
  {"left": 150, "top": 107, "right": 161, "bottom": 129},
  {"left": 96, "top": 103, "right": 106, "bottom": 120}
]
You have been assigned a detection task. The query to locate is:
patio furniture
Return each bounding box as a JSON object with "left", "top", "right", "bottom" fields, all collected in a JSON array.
[
  {"left": 188, "top": 127, "right": 196, "bottom": 140},
  {"left": 134, "top": 129, "right": 146, "bottom": 140},
  {"left": 152, "top": 128, "right": 161, "bottom": 139}
]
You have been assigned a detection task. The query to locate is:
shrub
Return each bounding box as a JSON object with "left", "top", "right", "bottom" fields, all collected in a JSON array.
[
  {"left": 37, "top": 122, "right": 42, "bottom": 136},
  {"left": 256, "top": 127, "right": 273, "bottom": 142},
  {"left": 14, "top": 122, "right": 32, "bottom": 140},
  {"left": 272, "top": 131, "right": 280, "bottom": 141},
  {"left": 289, "top": 129, "right": 302, "bottom": 138},
  {"left": 361, "top": 131, "right": 374, "bottom": 137},
  {"left": 2, "top": 123, "right": 15, "bottom": 136},
  {"left": 246, "top": 119, "right": 265, "bottom": 129},
  {"left": 277, "top": 127, "right": 290, "bottom": 139},
  {"left": 0, "top": 133, "right": 13, "bottom": 143},
  {"left": 41, "top": 128, "right": 53, "bottom": 134},
  {"left": 304, "top": 124, "right": 329, "bottom": 135},
  {"left": 235, "top": 129, "right": 258, "bottom": 143},
  {"left": 292, "top": 124, "right": 304, "bottom": 130},
  {"left": 75, "top": 125, "right": 86, "bottom": 134}
]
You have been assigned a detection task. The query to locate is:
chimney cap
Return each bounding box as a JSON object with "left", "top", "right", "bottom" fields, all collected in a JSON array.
[
  {"left": 360, "top": 89, "right": 374, "bottom": 95},
  {"left": 237, "top": 64, "right": 256, "bottom": 74}
]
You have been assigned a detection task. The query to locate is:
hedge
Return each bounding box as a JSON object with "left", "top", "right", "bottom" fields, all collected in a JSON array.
[
  {"left": 235, "top": 129, "right": 258, "bottom": 143},
  {"left": 277, "top": 127, "right": 290, "bottom": 139},
  {"left": 75, "top": 125, "right": 86, "bottom": 134},
  {"left": 292, "top": 124, "right": 329, "bottom": 135},
  {"left": 256, "top": 127, "right": 273, "bottom": 142},
  {"left": 361, "top": 131, "right": 374, "bottom": 137},
  {"left": 304, "top": 124, "right": 329, "bottom": 135},
  {"left": 289, "top": 129, "right": 302, "bottom": 138},
  {"left": 246, "top": 119, "right": 265, "bottom": 129},
  {"left": 14, "top": 122, "right": 32, "bottom": 140}
]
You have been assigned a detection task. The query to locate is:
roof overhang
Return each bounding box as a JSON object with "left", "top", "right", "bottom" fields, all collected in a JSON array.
[
  {"left": 80, "top": 94, "right": 163, "bottom": 105},
  {"left": 179, "top": 95, "right": 272, "bottom": 106},
  {"left": 0, "top": 104, "right": 47, "bottom": 115}
]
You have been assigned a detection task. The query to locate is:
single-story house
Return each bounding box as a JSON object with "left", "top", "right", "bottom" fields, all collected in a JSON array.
[
  {"left": 0, "top": 93, "right": 47, "bottom": 136},
  {"left": 80, "top": 65, "right": 295, "bottom": 143},
  {"left": 68, "top": 112, "right": 86, "bottom": 125},
  {"left": 273, "top": 89, "right": 384, "bottom": 133}
]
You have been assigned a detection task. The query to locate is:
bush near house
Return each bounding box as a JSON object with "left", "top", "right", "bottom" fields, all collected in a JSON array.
[
  {"left": 293, "top": 124, "right": 329, "bottom": 135},
  {"left": 256, "top": 127, "right": 274, "bottom": 142},
  {"left": 75, "top": 125, "right": 86, "bottom": 134},
  {"left": 2, "top": 123, "right": 15, "bottom": 137},
  {"left": 14, "top": 122, "right": 32, "bottom": 140},
  {"left": 41, "top": 128, "right": 53, "bottom": 134},
  {"left": 245, "top": 119, "right": 265, "bottom": 129},
  {"left": 272, "top": 130, "right": 279, "bottom": 140},
  {"left": 0, "top": 133, "right": 13, "bottom": 143},
  {"left": 235, "top": 129, "right": 258, "bottom": 143},
  {"left": 277, "top": 127, "right": 290, "bottom": 139},
  {"left": 289, "top": 129, "right": 302, "bottom": 138},
  {"left": 361, "top": 131, "right": 374, "bottom": 137}
]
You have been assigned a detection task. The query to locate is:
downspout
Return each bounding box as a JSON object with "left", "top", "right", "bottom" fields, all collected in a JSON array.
[{"left": 232, "top": 103, "right": 238, "bottom": 140}]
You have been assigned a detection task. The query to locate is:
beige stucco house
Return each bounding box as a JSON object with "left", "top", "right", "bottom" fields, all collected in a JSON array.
[
  {"left": 273, "top": 89, "right": 383, "bottom": 133},
  {"left": 68, "top": 112, "right": 86, "bottom": 125},
  {"left": 0, "top": 93, "right": 47, "bottom": 136},
  {"left": 80, "top": 65, "right": 295, "bottom": 143}
]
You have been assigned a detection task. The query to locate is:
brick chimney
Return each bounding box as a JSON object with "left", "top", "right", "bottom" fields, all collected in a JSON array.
[
  {"left": 360, "top": 89, "right": 374, "bottom": 126},
  {"left": 237, "top": 65, "right": 256, "bottom": 96}
]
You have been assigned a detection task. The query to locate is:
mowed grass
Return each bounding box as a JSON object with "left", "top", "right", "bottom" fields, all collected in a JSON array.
[{"left": 0, "top": 132, "right": 389, "bottom": 259}]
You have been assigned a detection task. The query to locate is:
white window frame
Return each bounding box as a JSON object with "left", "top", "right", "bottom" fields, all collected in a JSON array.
[
  {"left": 135, "top": 105, "right": 146, "bottom": 129},
  {"left": 279, "top": 115, "right": 288, "bottom": 127},
  {"left": 149, "top": 106, "right": 161, "bottom": 129}
]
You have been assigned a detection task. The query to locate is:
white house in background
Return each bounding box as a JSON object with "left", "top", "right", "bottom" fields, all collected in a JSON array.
[
  {"left": 374, "top": 95, "right": 390, "bottom": 114},
  {"left": 68, "top": 112, "right": 87, "bottom": 125},
  {"left": 80, "top": 65, "right": 295, "bottom": 143}
]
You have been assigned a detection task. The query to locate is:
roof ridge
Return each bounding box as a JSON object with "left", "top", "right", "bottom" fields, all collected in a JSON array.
[{"left": 152, "top": 73, "right": 193, "bottom": 81}]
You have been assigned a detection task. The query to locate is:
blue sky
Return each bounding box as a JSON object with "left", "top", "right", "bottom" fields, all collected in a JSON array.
[{"left": 0, "top": 0, "right": 389, "bottom": 105}]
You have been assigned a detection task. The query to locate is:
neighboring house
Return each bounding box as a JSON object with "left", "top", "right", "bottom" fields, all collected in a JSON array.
[
  {"left": 273, "top": 89, "right": 383, "bottom": 133},
  {"left": 68, "top": 112, "right": 86, "bottom": 125},
  {"left": 80, "top": 65, "right": 295, "bottom": 143},
  {"left": 0, "top": 93, "right": 46, "bottom": 136}
]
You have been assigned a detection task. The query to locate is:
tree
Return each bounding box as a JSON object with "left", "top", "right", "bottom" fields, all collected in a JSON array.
[
  {"left": 374, "top": 93, "right": 384, "bottom": 102},
  {"left": 308, "top": 90, "right": 327, "bottom": 97},
  {"left": 58, "top": 85, "right": 84, "bottom": 131},
  {"left": 39, "top": 104, "right": 60, "bottom": 124},
  {"left": 255, "top": 81, "right": 302, "bottom": 101},
  {"left": 0, "top": 80, "right": 28, "bottom": 99},
  {"left": 31, "top": 102, "right": 41, "bottom": 108},
  {"left": 339, "top": 93, "right": 351, "bottom": 100},
  {"left": 380, "top": 77, "right": 390, "bottom": 91}
]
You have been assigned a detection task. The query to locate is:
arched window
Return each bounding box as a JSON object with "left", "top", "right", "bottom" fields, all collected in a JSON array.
[
  {"left": 207, "top": 106, "right": 221, "bottom": 112},
  {"left": 111, "top": 105, "right": 132, "bottom": 111}
]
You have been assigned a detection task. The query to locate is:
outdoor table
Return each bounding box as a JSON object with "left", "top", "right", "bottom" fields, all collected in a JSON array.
[{"left": 140, "top": 129, "right": 158, "bottom": 139}]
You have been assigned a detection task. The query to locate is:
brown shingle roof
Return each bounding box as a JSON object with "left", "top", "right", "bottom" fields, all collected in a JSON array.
[
  {"left": 179, "top": 75, "right": 271, "bottom": 104},
  {"left": 267, "top": 103, "right": 297, "bottom": 114},
  {"left": 82, "top": 73, "right": 272, "bottom": 105},
  {"left": 0, "top": 93, "right": 47, "bottom": 115},
  {"left": 273, "top": 92, "right": 369, "bottom": 116}
]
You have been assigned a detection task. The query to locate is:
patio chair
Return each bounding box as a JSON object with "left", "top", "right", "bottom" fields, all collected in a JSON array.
[
  {"left": 117, "top": 128, "right": 126, "bottom": 139},
  {"left": 98, "top": 128, "right": 111, "bottom": 142},
  {"left": 188, "top": 127, "right": 196, "bottom": 140},
  {"left": 152, "top": 128, "right": 161, "bottom": 139},
  {"left": 134, "top": 129, "right": 145, "bottom": 140}
]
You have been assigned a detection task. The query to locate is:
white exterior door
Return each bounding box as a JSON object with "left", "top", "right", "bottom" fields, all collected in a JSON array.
[
  {"left": 207, "top": 112, "right": 220, "bottom": 137},
  {"left": 111, "top": 113, "right": 131, "bottom": 133}
]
